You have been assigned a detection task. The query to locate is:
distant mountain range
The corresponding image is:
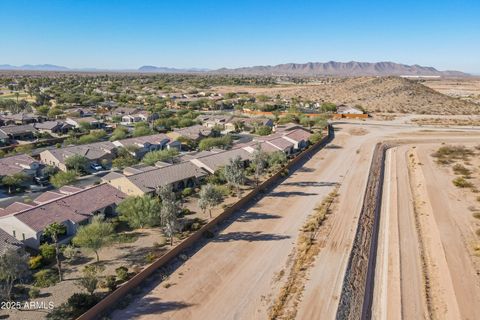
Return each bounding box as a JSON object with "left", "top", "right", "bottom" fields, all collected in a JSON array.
[
  {"left": 215, "top": 61, "right": 470, "bottom": 77},
  {"left": 0, "top": 61, "right": 471, "bottom": 77}
]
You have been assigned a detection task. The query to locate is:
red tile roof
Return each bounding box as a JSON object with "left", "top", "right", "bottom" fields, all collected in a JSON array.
[{"left": 11, "top": 184, "right": 127, "bottom": 232}]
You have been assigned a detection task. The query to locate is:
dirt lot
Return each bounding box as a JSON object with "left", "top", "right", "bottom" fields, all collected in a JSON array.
[
  {"left": 110, "top": 120, "right": 480, "bottom": 320},
  {"left": 424, "top": 78, "right": 480, "bottom": 104}
]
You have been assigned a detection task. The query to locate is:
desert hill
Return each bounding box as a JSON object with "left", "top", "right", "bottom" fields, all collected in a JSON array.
[{"left": 215, "top": 76, "right": 480, "bottom": 114}]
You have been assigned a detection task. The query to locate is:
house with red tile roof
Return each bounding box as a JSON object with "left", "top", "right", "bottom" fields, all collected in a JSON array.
[{"left": 0, "top": 184, "right": 126, "bottom": 249}]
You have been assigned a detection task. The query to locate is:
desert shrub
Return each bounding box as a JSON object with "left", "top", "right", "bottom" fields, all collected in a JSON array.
[
  {"left": 452, "top": 177, "right": 473, "bottom": 188},
  {"left": 34, "top": 269, "right": 59, "bottom": 288},
  {"left": 182, "top": 187, "right": 193, "bottom": 197},
  {"left": 145, "top": 252, "right": 157, "bottom": 263},
  {"left": 103, "top": 275, "right": 117, "bottom": 292},
  {"left": 115, "top": 266, "right": 129, "bottom": 282},
  {"left": 39, "top": 244, "right": 56, "bottom": 262},
  {"left": 115, "top": 233, "right": 139, "bottom": 244},
  {"left": 432, "top": 145, "right": 474, "bottom": 164},
  {"left": 452, "top": 164, "right": 471, "bottom": 176},
  {"left": 28, "top": 255, "right": 43, "bottom": 270},
  {"left": 473, "top": 212, "right": 480, "bottom": 219},
  {"left": 62, "top": 245, "right": 77, "bottom": 261},
  {"left": 28, "top": 287, "right": 40, "bottom": 299}
]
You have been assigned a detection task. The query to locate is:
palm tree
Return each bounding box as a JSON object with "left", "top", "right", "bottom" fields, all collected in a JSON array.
[{"left": 44, "top": 223, "right": 67, "bottom": 281}]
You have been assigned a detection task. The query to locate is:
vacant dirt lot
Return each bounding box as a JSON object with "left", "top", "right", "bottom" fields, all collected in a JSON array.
[{"left": 109, "top": 121, "right": 480, "bottom": 320}]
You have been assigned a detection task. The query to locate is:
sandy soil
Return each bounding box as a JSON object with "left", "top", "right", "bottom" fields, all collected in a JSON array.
[{"left": 373, "top": 141, "right": 480, "bottom": 320}]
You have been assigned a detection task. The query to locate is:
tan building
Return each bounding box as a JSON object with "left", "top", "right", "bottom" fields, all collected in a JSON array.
[
  {"left": 0, "top": 184, "right": 126, "bottom": 249},
  {"left": 39, "top": 141, "right": 117, "bottom": 171},
  {"left": 104, "top": 161, "right": 208, "bottom": 196}
]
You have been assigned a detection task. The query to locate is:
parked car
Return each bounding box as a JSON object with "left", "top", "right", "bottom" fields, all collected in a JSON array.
[
  {"left": 90, "top": 163, "right": 103, "bottom": 171},
  {"left": 34, "top": 176, "right": 51, "bottom": 186}
]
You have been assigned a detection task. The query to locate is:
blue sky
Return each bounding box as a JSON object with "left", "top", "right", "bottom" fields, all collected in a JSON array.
[{"left": 1, "top": 0, "right": 479, "bottom": 73}]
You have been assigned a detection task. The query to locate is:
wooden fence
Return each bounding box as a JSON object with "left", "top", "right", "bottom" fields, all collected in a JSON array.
[{"left": 77, "top": 126, "right": 333, "bottom": 320}]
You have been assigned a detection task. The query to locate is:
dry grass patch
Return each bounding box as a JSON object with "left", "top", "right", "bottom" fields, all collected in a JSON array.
[
  {"left": 452, "top": 177, "right": 474, "bottom": 188},
  {"left": 268, "top": 189, "right": 338, "bottom": 320},
  {"left": 452, "top": 164, "right": 472, "bottom": 176},
  {"left": 432, "top": 145, "right": 474, "bottom": 164}
]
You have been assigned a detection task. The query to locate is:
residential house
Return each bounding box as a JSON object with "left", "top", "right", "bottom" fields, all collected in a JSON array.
[
  {"left": 225, "top": 117, "right": 274, "bottom": 132},
  {"left": 0, "top": 154, "right": 40, "bottom": 178},
  {"left": 0, "top": 228, "right": 24, "bottom": 255},
  {"left": 66, "top": 117, "right": 105, "bottom": 129},
  {"left": 189, "top": 148, "right": 253, "bottom": 174},
  {"left": 0, "top": 124, "right": 38, "bottom": 142},
  {"left": 106, "top": 161, "right": 208, "bottom": 196},
  {"left": 197, "top": 115, "right": 233, "bottom": 129},
  {"left": 0, "top": 184, "right": 126, "bottom": 249},
  {"left": 1, "top": 113, "right": 39, "bottom": 125},
  {"left": 0, "top": 130, "right": 8, "bottom": 146},
  {"left": 39, "top": 141, "right": 116, "bottom": 171},
  {"left": 112, "top": 133, "right": 181, "bottom": 158},
  {"left": 34, "top": 121, "right": 73, "bottom": 135},
  {"left": 167, "top": 125, "right": 213, "bottom": 142},
  {"left": 120, "top": 114, "right": 143, "bottom": 125}
]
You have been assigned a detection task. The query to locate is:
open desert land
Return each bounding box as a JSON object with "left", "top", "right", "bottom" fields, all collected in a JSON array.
[
  {"left": 423, "top": 78, "right": 480, "bottom": 104},
  {"left": 110, "top": 120, "right": 480, "bottom": 320}
]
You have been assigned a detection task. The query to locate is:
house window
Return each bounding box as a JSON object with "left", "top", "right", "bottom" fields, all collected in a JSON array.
[{"left": 12, "top": 230, "right": 16, "bottom": 238}]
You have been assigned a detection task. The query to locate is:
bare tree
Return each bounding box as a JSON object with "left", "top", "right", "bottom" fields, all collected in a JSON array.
[
  {"left": 158, "top": 185, "right": 180, "bottom": 245},
  {"left": 0, "top": 249, "right": 30, "bottom": 300},
  {"left": 251, "top": 143, "right": 267, "bottom": 186},
  {"left": 44, "top": 222, "right": 67, "bottom": 281}
]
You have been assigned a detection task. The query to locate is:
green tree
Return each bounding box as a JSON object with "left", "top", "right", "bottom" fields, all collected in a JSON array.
[
  {"left": 15, "top": 144, "right": 34, "bottom": 154},
  {"left": 158, "top": 185, "right": 180, "bottom": 245},
  {"left": 109, "top": 126, "right": 128, "bottom": 141},
  {"left": 116, "top": 195, "right": 161, "bottom": 229},
  {"left": 50, "top": 170, "right": 77, "bottom": 188},
  {"left": 142, "top": 149, "right": 179, "bottom": 165},
  {"left": 65, "top": 155, "right": 89, "bottom": 173},
  {"left": 267, "top": 151, "right": 287, "bottom": 171},
  {"left": 36, "top": 105, "right": 50, "bottom": 116},
  {"left": 0, "top": 249, "right": 30, "bottom": 300},
  {"left": 224, "top": 156, "right": 245, "bottom": 197},
  {"left": 133, "top": 123, "right": 153, "bottom": 137},
  {"left": 255, "top": 125, "right": 272, "bottom": 136},
  {"left": 321, "top": 102, "right": 337, "bottom": 113},
  {"left": 72, "top": 216, "right": 114, "bottom": 262},
  {"left": 198, "top": 184, "right": 224, "bottom": 218},
  {"left": 250, "top": 144, "right": 268, "bottom": 186},
  {"left": 198, "top": 135, "right": 232, "bottom": 151},
  {"left": 43, "top": 223, "right": 67, "bottom": 281},
  {"left": 2, "top": 172, "right": 29, "bottom": 194},
  {"left": 309, "top": 132, "right": 323, "bottom": 144}
]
